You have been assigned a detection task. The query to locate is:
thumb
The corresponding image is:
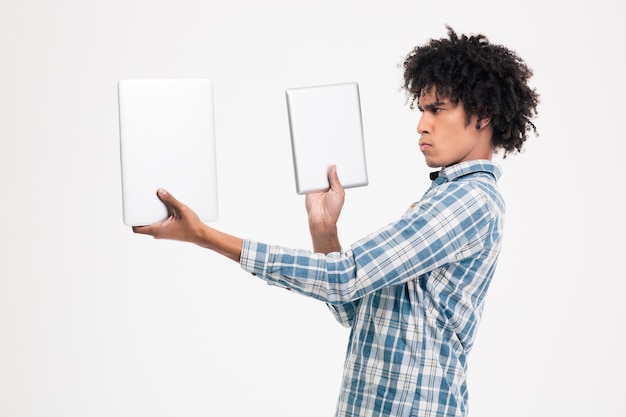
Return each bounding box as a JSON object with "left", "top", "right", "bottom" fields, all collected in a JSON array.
[
  {"left": 156, "top": 188, "right": 182, "bottom": 214},
  {"left": 328, "top": 165, "right": 344, "bottom": 192}
]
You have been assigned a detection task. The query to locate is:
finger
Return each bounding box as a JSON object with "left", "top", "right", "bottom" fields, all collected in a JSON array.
[
  {"left": 156, "top": 188, "right": 183, "bottom": 214},
  {"left": 132, "top": 225, "right": 154, "bottom": 235},
  {"left": 132, "top": 215, "right": 175, "bottom": 237},
  {"left": 328, "top": 165, "right": 344, "bottom": 192}
]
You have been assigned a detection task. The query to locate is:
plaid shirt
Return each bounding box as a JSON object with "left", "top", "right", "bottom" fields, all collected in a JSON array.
[{"left": 240, "top": 160, "right": 505, "bottom": 417}]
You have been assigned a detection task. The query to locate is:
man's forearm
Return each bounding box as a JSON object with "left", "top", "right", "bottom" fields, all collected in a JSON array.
[
  {"left": 196, "top": 224, "right": 243, "bottom": 263},
  {"left": 309, "top": 223, "right": 341, "bottom": 254}
]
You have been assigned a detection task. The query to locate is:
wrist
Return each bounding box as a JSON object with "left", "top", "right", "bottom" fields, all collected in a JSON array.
[
  {"left": 194, "top": 223, "right": 214, "bottom": 248},
  {"left": 197, "top": 224, "right": 243, "bottom": 262},
  {"left": 308, "top": 220, "right": 337, "bottom": 239},
  {"left": 309, "top": 223, "right": 340, "bottom": 254}
]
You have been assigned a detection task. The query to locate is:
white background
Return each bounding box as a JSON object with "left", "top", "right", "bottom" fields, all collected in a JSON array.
[{"left": 1, "top": 0, "right": 624, "bottom": 416}]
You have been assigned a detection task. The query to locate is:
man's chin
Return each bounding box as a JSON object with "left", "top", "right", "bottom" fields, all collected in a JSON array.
[{"left": 423, "top": 157, "right": 442, "bottom": 169}]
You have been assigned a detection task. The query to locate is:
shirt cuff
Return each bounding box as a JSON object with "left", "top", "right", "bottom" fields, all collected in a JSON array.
[{"left": 240, "top": 239, "right": 270, "bottom": 277}]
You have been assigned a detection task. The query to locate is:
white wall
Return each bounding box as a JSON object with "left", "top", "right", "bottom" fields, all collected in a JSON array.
[{"left": 1, "top": 1, "right": 624, "bottom": 416}]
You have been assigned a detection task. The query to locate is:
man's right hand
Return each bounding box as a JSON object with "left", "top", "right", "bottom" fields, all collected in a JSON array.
[
  {"left": 132, "top": 189, "right": 204, "bottom": 244},
  {"left": 132, "top": 189, "right": 243, "bottom": 262}
]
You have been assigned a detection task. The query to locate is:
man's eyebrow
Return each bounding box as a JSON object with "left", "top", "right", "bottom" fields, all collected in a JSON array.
[{"left": 418, "top": 101, "right": 447, "bottom": 111}]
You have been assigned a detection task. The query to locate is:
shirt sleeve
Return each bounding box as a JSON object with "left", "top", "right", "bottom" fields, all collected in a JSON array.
[{"left": 240, "top": 182, "right": 494, "bottom": 305}]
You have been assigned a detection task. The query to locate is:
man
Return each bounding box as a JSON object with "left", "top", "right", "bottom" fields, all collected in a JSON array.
[{"left": 134, "top": 26, "right": 539, "bottom": 417}]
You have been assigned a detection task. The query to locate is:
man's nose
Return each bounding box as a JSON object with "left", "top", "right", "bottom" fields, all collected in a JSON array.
[{"left": 417, "top": 114, "right": 428, "bottom": 135}]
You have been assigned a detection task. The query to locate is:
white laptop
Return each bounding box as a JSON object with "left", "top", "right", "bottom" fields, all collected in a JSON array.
[
  {"left": 118, "top": 79, "right": 218, "bottom": 226},
  {"left": 286, "top": 82, "right": 368, "bottom": 194}
]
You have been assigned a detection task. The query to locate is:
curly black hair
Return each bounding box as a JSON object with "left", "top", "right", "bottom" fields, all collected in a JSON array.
[{"left": 403, "top": 26, "right": 539, "bottom": 156}]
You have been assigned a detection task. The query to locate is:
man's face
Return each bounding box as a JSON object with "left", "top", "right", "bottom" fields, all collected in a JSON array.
[{"left": 416, "top": 88, "right": 490, "bottom": 168}]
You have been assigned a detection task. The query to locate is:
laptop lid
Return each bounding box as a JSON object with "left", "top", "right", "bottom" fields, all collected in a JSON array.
[
  {"left": 118, "top": 79, "right": 218, "bottom": 226},
  {"left": 286, "top": 82, "right": 368, "bottom": 194}
]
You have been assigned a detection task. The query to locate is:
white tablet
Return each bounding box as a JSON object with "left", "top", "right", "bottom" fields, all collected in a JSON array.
[
  {"left": 286, "top": 82, "right": 368, "bottom": 194},
  {"left": 118, "top": 79, "right": 218, "bottom": 226}
]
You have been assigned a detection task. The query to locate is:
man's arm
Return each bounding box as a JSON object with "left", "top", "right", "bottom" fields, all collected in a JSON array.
[
  {"left": 132, "top": 165, "right": 344, "bottom": 262},
  {"left": 133, "top": 189, "right": 243, "bottom": 262},
  {"left": 306, "top": 166, "right": 362, "bottom": 326}
]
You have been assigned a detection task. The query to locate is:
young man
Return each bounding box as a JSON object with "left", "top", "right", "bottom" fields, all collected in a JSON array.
[{"left": 134, "top": 27, "right": 539, "bottom": 417}]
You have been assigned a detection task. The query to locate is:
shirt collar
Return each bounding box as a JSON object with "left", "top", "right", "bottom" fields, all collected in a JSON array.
[{"left": 429, "top": 159, "right": 502, "bottom": 183}]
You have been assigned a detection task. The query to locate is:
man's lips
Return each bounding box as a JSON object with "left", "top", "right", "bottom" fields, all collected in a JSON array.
[{"left": 419, "top": 142, "right": 432, "bottom": 151}]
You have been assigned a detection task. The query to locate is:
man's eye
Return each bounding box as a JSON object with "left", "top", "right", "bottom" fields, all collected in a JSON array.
[{"left": 431, "top": 107, "right": 442, "bottom": 114}]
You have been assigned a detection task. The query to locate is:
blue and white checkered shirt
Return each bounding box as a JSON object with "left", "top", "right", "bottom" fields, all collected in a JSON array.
[{"left": 240, "top": 160, "right": 505, "bottom": 417}]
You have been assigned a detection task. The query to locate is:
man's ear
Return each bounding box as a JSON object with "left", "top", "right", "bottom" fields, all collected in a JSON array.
[{"left": 475, "top": 117, "right": 491, "bottom": 130}]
